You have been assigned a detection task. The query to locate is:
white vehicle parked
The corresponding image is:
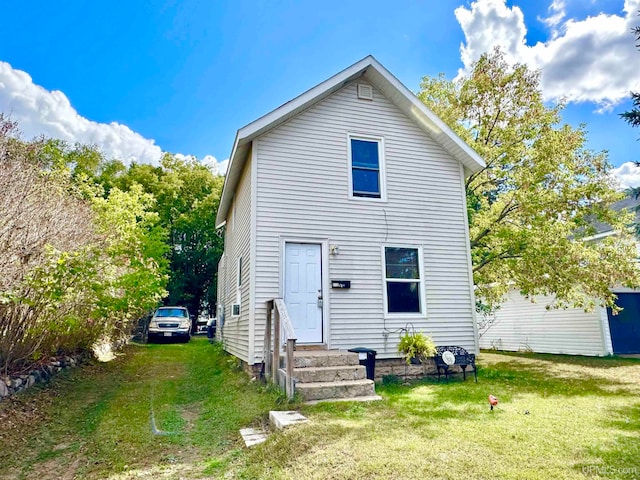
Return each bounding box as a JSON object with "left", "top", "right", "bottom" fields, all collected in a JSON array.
[{"left": 148, "top": 306, "right": 191, "bottom": 343}]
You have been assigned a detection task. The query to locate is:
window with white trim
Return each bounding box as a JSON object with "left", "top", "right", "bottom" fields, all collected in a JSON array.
[
  {"left": 384, "top": 246, "right": 422, "bottom": 314},
  {"left": 232, "top": 257, "right": 242, "bottom": 316},
  {"left": 349, "top": 136, "right": 384, "bottom": 199}
]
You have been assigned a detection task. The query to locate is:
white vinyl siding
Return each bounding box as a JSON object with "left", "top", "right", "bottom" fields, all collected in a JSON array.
[
  {"left": 479, "top": 290, "right": 610, "bottom": 356},
  {"left": 220, "top": 152, "right": 252, "bottom": 362},
  {"left": 216, "top": 253, "right": 225, "bottom": 340},
  {"left": 252, "top": 80, "right": 476, "bottom": 361}
]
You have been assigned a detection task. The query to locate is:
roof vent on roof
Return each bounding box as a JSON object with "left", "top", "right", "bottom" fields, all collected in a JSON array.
[{"left": 357, "top": 83, "right": 373, "bottom": 100}]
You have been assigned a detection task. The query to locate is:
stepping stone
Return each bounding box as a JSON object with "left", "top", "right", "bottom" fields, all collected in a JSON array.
[
  {"left": 239, "top": 427, "right": 268, "bottom": 447},
  {"left": 269, "top": 410, "right": 308, "bottom": 430}
]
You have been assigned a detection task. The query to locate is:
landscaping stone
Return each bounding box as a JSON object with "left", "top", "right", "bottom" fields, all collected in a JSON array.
[
  {"left": 239, "top": 427, "right": 268, "bottom": 447},
  {"left": 269, "top": 411, "right": 308, "bottom": 430},
  {"left": 374, "top": 357, "right": 440, "bottom": 381},
  {"left": 0, "top": 352, "right": 86, "bottom": 402}
]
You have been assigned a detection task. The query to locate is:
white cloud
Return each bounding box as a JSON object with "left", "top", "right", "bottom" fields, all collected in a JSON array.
[
  {"left": 174, "top": 153, "right": 229, "bottom": 175},
  {"left": 539, "top": 0, "right": 566, "bottom": 38},
  {"left": 611, "top": 161, "right": 640, "bottom": 189},
  {"left": 454, "top": 0, "right": 640, "bottom": 108},
  {"left": 0, "top": 61, "right": 163, "bottom": 165},
  {"left": 206, "top": 156, "right": 229, "bottom": 176},
  {"left": 0, "top": 61, "right": 226, "bottom": 174}
]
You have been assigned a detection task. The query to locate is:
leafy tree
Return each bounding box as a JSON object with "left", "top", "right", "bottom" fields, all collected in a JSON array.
[
  {"left": 418, "top": 49, "right": 640, "bottom": 310},
  {"left": 90, "top": 184, "right": 169, "bottom": 332},
  {"left": 0, "top": 119, "right": 100, "bottom": 371},
  {"left": 0, "top": 116, "right": 168, "bottom": 373},
  {"left": 109, "top": 155, "right": 224, "bottom": 318},
  {"left": 36, "top": 142, "right": 226, "bottom": 321}
]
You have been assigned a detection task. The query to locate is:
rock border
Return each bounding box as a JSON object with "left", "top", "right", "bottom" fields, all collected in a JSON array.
[{"left": 0, "top": 353, "right": 88, "bottom": 402}]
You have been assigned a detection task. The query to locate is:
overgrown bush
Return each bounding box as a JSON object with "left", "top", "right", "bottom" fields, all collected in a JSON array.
[{"left": 0, "top": 117, "right": 167, "bottom": 374}]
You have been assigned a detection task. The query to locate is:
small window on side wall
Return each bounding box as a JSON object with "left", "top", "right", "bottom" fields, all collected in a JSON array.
[
  {"left": 349, "top": 136, "right": 384, "bottom": 200},
  {"left": 232, "top": 257, "right": 242, "bottom": 317}
]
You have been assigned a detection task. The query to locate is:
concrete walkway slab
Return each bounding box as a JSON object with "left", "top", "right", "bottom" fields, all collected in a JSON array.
[
  {"left": 269, "top": 410, "right": 308, "bottom": 430},
  {"left": 240, "top": 427, "right": 268, "bottom": 447}
]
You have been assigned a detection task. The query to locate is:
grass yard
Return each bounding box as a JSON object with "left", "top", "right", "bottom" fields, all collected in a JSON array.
[
  {"left": 232, "top": 352, "right": 640, "bottom": 480},
  {"left": 0, "top": 337, "right": 284, "bottom": 479},
  {"left": 1, "top": 338, "right": 639, "bottom": 479}
]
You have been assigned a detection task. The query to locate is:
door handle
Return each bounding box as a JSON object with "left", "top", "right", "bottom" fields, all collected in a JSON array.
[{"left": 317, "top": 289, "right": 323, "bottom": 308}]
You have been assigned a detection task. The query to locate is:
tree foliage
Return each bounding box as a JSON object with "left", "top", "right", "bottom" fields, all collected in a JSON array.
[
  {"left": 0, "top": 117, "right": 167, "bottom": 373},
  {"left": 418, "top": 49, "right": 640, "bottom": 310},
  {"left": 33, "top": 143, "right": 225, "bottom": 318},
  {"left": 106, "top": 155, "right": 224, "bottom": 318}
]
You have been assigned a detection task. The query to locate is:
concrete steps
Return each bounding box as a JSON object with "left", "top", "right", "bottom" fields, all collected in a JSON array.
[
  {"left": 295, "top": 378, "right": 376, "bottom": 401},
  {"left": 293, "top": 365, "right": 366, "bottom": 383},
  {"left": 284, "top": 350, "right": 379, "bottom": 403},
  {"left": 291, "top": 350, "right": 360, "bottom": 368}
]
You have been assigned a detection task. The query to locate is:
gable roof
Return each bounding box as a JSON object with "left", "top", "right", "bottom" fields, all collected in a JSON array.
[
  {"left": 591, "top": 193, "right": 640, "bottom": 236},
  {"left": 216, "top": 55, "right": 486, "bottom": 227}
]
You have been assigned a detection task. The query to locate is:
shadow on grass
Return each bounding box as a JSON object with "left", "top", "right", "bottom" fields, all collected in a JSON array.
[
  {"left": 228, "top": 351, "right": 640, "bottom": 479},
  {"left": 365, "top": 352, "right": 639, "bottom": 427},
  {"left": 481, "top": 350, "right": 640, "bottom": 368},
  {"left": 573, "top": 402, "right": 640, "bottom": 478},
  {"left": 386, "top": 354, "right": 633, "bottom": 396}
]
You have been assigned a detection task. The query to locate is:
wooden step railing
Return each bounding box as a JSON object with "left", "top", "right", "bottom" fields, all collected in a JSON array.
[{"left": 264, "top": 299, "right": 297, "bottom": 399}]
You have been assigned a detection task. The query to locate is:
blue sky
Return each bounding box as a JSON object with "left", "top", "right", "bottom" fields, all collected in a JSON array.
[{"left": 1, "top": 0, "right": 639, "bottom": 184}]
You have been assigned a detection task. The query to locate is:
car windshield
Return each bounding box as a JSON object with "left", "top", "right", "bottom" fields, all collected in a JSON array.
[{"left": 155, "top": 308, "right": 188, "bottom": 318}]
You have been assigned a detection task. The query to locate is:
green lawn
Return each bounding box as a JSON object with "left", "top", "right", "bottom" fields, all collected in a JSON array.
[
  {"left": 1, "top": 339, "right": 639, "bottom": 479},
  {"left": 231, "top": 352, "right": 640, "bottom": 480},
  {"left": 0, "top": 337, "right": 284, "bottom": 479}
]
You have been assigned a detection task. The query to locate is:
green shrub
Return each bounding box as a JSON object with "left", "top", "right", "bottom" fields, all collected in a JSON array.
[{"left": 397, "top": 331, "right": 436, "bottom": 364}]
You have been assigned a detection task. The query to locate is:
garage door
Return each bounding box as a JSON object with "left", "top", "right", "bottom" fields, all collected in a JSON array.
[{"left": 606, "top": 293, "right": 640, "bottom": 354}]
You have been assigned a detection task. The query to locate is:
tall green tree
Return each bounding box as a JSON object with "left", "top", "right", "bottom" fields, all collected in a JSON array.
[
  {"left": 90, "top": 184, "right": 169, "bottom": 329},
  {"left": 0, "top": 117, "right": 168, "bottom": 373},
  {"left": 110, "top": 155, "right": 224, "bottom": 318},
  {"left": 418, "top": 49, "right": 639, "bottom": 310}
]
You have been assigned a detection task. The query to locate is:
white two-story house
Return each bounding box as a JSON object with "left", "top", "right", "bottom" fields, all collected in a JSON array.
[{"left": 215, "top": 56, "right": 485, "bottom": 393}]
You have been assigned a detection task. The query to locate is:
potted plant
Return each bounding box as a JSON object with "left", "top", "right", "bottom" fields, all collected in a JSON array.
[{"left": 397, "top": 331, "right": 436, "bottom": 364}]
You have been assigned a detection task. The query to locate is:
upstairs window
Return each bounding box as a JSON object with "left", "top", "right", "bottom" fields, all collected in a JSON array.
[
  {"left": 384, "top": 246, "right": 423, "bottom": 314},
  {"left": 349, "top": 136, "right": 385, "bottom": 200}
]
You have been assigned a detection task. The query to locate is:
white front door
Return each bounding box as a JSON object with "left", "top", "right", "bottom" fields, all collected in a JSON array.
[{"left": 284, "top": 243, "right": 323, "bottom": 343}]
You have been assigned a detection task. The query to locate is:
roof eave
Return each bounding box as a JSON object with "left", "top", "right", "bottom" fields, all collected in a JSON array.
[
  {"left": 215, "top": 55, "right": 486, "bottom": 226},
  {"left": 216, "top": 56, "right": 376, "bottom": 226}
]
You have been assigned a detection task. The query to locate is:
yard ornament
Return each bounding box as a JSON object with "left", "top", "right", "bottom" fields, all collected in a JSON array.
[{"left": 488, "top": 395, "right": 498, "bottom": 411}]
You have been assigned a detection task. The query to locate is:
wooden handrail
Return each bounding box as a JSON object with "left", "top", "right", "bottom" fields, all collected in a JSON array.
[
  {"left": 264, "top": 298, "right": 297, "bottom": 399},
  {"left": 274, "top": 299, "right": 295, "bottom": 341},
  {"left": 264, "top": 300, "right": 273, "bottom": 382}
]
